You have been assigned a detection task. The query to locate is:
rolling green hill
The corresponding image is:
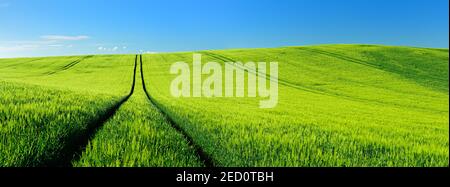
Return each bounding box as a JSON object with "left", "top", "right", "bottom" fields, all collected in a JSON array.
[{"left": 0, "top": 44, "right": 448, "bottom": 166}]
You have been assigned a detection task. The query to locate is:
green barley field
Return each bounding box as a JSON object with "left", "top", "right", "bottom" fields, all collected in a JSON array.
[{"left": 0, "top": 44, "right": 448, "bottom": 167}]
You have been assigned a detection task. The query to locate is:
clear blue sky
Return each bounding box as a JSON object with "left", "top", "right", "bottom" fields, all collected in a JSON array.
[{"left": 0, "top": 0, "right": 448, "bottom": 58}]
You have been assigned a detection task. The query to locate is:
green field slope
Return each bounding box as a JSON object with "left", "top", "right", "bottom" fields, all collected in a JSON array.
[
  {"left": 74, "top": 57, "right": 202, "bottom": 167},
  {"left": 0, "top": 55, "right": 135, "bottom": 95},
  {"left": 0, "top": 81, "right": 118, "bottom": 166},
  {"left": 142, "top": 44, "right": 449, "bottom": 166},
  {"left": 0, "top": 44, "right": 448, "bottom": 167},
  {"left": 0, "top": 54, "right": 203, "bottom": 166},
  {"left": 0, "top": 55, "right": 136, "bottom": 166}
]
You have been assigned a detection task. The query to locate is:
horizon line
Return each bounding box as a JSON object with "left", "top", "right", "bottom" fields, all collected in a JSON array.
[{"left": 1, "top": 43, "right": 448, "bottom": 59}]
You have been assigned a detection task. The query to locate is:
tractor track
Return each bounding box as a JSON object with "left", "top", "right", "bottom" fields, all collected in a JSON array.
[
  {"left": 200, "top": 51, "right": 326, "bottom": 95},
  {"left": 60, "top": 54, "right": 213, "bottom": 167},
  {"left": 296, "top": 47, "right": 448, "bottom": 82},
  {"left": 0, "top": 58, "right": 44, "bottom": 69},
  {"left": 0, "top": 56, "right": 93, "bottom": 79},
  {"left": 139, "top": 54, "right": 215, "bottom": 167},
  {"left": 47, "top": 55, "right": 138, "bottom": 167},
  {"left": 201, "top": 51, "right": 443, "bottom": 112},
  {"left": 46, "top": 55, "right": 93, "bottom": 75}
]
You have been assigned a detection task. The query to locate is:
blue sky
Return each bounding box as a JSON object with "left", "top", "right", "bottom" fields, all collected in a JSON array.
[{"left": 0, "top": 0, "right": 448, "bottom": 58}]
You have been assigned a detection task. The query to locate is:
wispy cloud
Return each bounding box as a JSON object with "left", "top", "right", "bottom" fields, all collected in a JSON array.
[
  {"left": 0, "top": 44, "right": 38, "bottom": 52},
  {"left": 0, "top": 35, "right": 89, "bottom": 54},
  {"left": 0, "top": 40, "right": 49, "bottom": 53},
  {"left": 41, "top": 35, "right": 89, "bottom": 41},
  {"left": 97, "top": 46, "right": 126, "bottom": 52},
  {"left": 48, "top": 44, "right": 64, "bottom": 47},
  {"left": 138, "top": 50, "right": 158, "bottom": 54},
  {"left": 2, "top": 40, "right": 55, "bottom": 45}
]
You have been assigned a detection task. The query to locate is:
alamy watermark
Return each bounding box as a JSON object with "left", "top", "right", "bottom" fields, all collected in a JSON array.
[{"left": 170, "top": 54, "right": 278, "bottom": 108}]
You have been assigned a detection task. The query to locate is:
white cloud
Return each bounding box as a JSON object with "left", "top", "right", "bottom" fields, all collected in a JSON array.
[
  {"left": 3, "top": 40, "right": 55, "bottom": 45},
  {"left": 123, "top": 46, "right": 127, "bottom": 49},
  {"left": 137, "top": 49, "right": 158, "bottom": 54},
  {"left": 0, "top": 44, "right": 38, "bottom": 52},
  {"left": 48, "top": 44, "right": 64, "bottom": 47},
  {"left": 97, "top": 46, "right": 124, "bottom": 52},
  {"left": 0, "top": 34, "right": 90, "bottom": 57},
  {"left": 41, "top": 35, "right": 89, "bottom": 41}
]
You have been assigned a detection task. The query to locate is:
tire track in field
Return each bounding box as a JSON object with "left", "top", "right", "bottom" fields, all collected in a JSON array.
[
  {"left": 139, "top": 54, "right": 215, "bottom": 167},
  {"left": 201, "top": 52, "right": 445, "bottom": 112},
  {"left": 201, "top": 51, "right": 326, "bottom": 95},
  {"left": 0, "top": 58, "right": 43, "bottom": 69},
  {"left": 45, "top": 55, "right": 138, "bottom": 167},
  {"left": 46, "top": 55, "right": 93, "bottom": 75},
  {"left": 297, "top": 47, "right": 448, "bottom": 82},
  {"left": 297, "top": 48, "right": 381, "bottom": 69},
  {"left": 0, "top": 56, "right": 94, "bottom": 79}
]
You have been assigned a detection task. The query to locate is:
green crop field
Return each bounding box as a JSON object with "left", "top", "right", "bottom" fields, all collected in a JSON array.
[{"left": 0, "top": 44, "right": 448, "bottom": 167}]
